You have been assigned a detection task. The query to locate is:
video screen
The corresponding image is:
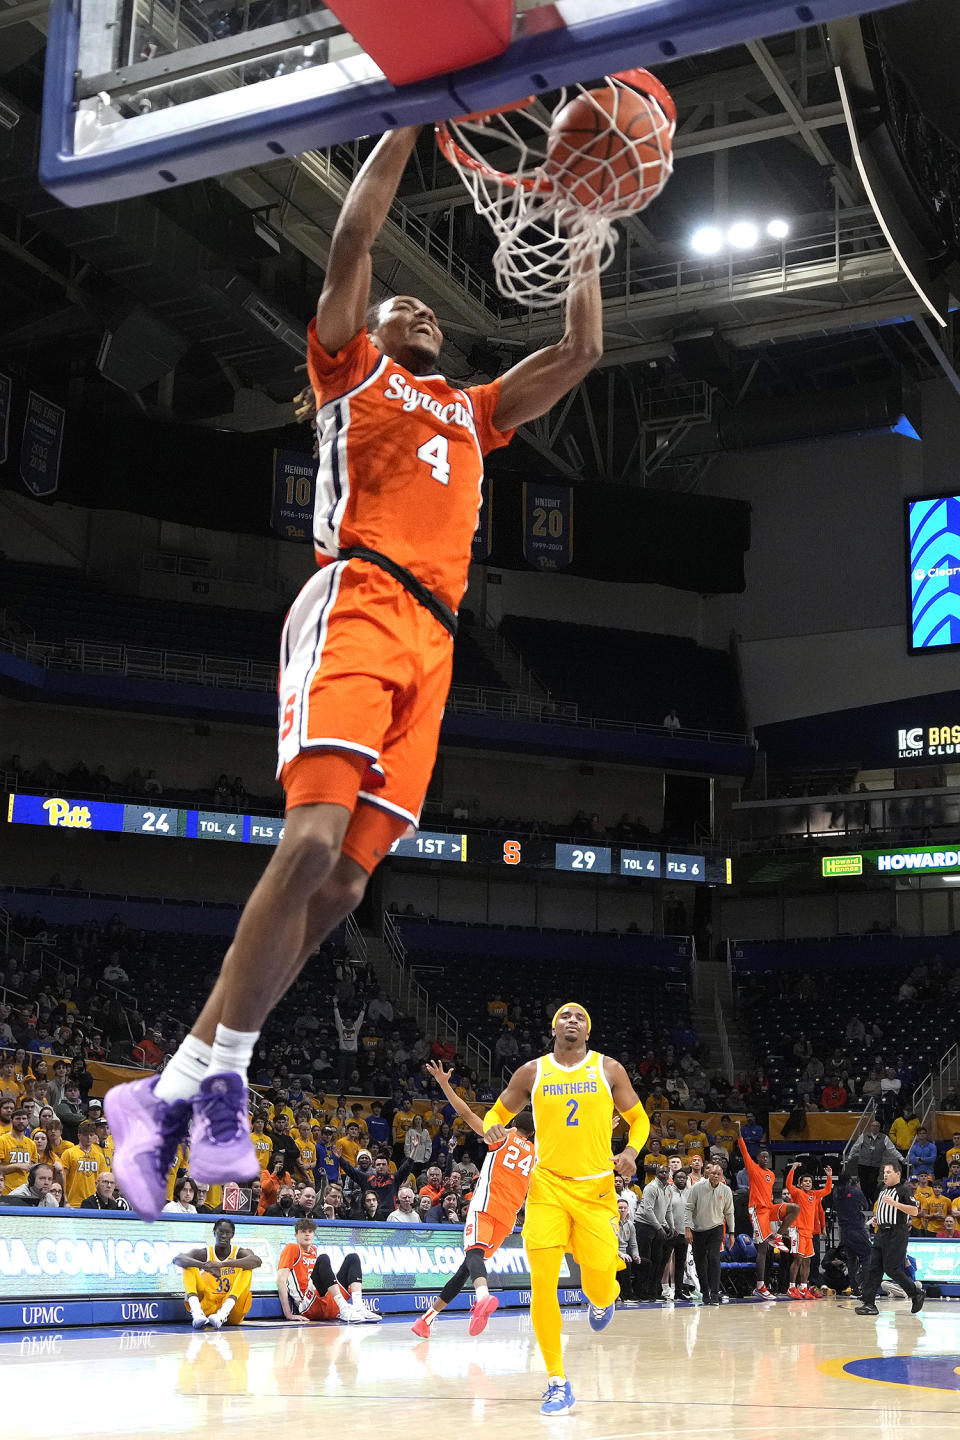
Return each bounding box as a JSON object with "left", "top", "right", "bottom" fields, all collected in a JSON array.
[{"left": 906, "top": 493, "right": 960, "bottom": 652}]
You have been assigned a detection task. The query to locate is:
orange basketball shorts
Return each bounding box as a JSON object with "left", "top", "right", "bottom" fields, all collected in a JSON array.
[
  {"left": 463, "top": 1207, "right": 514, "bottom": 1260},
  {"left": 303, "top": 1282, "right": 349, "bottom": 1322},
  {"left": 277, "top": 558, "right": 453, "bottom": 869}
]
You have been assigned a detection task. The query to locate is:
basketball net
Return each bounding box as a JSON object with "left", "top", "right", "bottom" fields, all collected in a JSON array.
[{"left": 437, "top": 69, "right": 676, "bottom": 309}]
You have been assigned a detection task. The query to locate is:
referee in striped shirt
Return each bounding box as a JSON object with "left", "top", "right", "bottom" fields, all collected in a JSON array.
[{"left": 855, "top": 1159, "right": 924, "bottom": 1316}]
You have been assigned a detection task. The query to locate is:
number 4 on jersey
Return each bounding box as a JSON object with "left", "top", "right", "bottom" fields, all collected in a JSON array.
[{"left": 417, "top": 434, "right": 450, "bottom": 485}]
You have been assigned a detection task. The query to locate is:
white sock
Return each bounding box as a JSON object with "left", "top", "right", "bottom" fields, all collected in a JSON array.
[
  {"left": 207, "top": 1024, "right": 259, "bottom": 1085},
  {"left": 422, "top": 1307, "right": 438, "bottom": 1325},
  {"left": 474, "top": 1280, "right": 489, "bottom": 1300},
  {"left": 155, "top": 1036, "right": 213, "bottom": 1104},
  {"left": 187, "top": 1296, "right": 205, "bottom": 1322},
  {"left": 548, "top": 1374, "right": 565, "bottom": 1388}
]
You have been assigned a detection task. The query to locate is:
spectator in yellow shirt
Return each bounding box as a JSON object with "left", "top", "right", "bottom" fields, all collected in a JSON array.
[
  {"left": 0, "top": 1058, "right": 23, "bottom": 1103},
  {"left": 93, "top": 1118, "right": 114, "bottom": 1167},
  {"left": 684, "top": 1125, "right": 708, "bottom": 1159},
  {"left": 643, "top": 1139, "right": 667, "bottom": 1180},
  {"left": 912, "top": 1175, "right": 935, "bottom": 1233},
  {"left": 0, "top": 1098, "right": 15, "bottom": 1136},
  {"left": 661, "top": 1118, "right": 682, "bottom": 1150},
  {"left": 889, "top": 1110, "right": 920, "bottom": 1155},
  {"left": 335, "top": 1122, "right": 363, "bottom": 1169},
  {"left": 924, "top": 1181, "right": 951, "bottom": 1235},
  {"left": 644, "top": 1086, "right": 670, "bottom": 1112},
  {"left": 293, "top": 1108, "right": 318, "bottom": 1182},
  {"left": 59, "top": 1122, "right": 108, "bottom": 1207},
  {"left": 0, "top": 1109, "right": 38, "bottom": 1192},
  {"left": 711, "top": 1115, "right": 739, "bottom": 1155},
  {"left": 249, "top": 1118, "right": 273, "bottom": 1173},
  {"left": 945, "top": 1131, "right": 960, "bottom": 1169},
  {"left": 391, "top": 1100, "right": 416, "bottom": 1158}
]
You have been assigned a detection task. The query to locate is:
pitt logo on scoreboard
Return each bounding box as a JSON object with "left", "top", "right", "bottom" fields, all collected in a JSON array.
[{"left": 42, "top": 798, "right": 93, "bottom": 829}]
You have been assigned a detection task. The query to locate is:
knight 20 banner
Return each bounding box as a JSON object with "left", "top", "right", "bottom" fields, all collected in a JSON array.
[{"left": 522, "top": 481, "right": 573, "bottom": 571}]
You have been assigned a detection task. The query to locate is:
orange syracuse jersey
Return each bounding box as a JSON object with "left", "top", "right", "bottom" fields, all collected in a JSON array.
[
  {"left": 306, "top": 323, "right": 514, "bottom": 611},
  {"left": 472, "top": 1127, "right": 536, "bottom": 1227}
]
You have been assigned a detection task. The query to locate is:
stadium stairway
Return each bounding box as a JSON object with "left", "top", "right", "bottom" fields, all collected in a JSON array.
[
  {"left": 692, "top": 958, "right": 754, "bottom": 1081},
  {"left": 473, "top": 622, "right": 551, "bottom": 704}
]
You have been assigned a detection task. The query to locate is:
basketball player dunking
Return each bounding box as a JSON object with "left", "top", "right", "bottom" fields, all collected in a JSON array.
[
  {"left": 105, "top": 127, "right": 602, "bottom": 1217},
  {"left": 485, "top": 1003, "right": 649, "bottom": 1415}
]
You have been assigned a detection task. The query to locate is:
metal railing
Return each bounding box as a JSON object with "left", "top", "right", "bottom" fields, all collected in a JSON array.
[
  {"left": 142, "top": 550, "right": 288, "bottom": 597},
  {"left": 343, "top": 913, "right": 367, "bottom": 972},
  {"left": 381, "top": 912, "right": 491, "bottom": 1079},
  {"left": 913, "top": 1070, "right": 936, "bottom": 1130},
  {"left": 841, "top": 1095, "right": 877, "bottom": 1170},
  {"left": 0, "top": 906, "right": 147, "bottom": 1045},
  {"left": 939, "top": 1042, "right": 960, "bottom": 1110},
  {"left": 0, "top": 986, "right": 38, "bottom": 1022},
  {"left": 713, "top": 987, "right": 734, "bottom": 1085},
  {"left": 0, "top": 628, "right": 750, "bottom": 747}
]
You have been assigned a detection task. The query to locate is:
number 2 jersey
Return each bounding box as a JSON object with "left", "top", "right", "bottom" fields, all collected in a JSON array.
[
  {"left": 471, "top": 1126, "right": 536, "bottom": 1227},
  {"left": 530, "top": 1051, "right": 615, "bottom": 1180},
  {"left": 306, "top": 321, "right": 515, "bottom": 611}
]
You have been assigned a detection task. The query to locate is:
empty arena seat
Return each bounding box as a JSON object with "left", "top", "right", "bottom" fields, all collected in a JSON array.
[{"left": 499, "top": 616, "right": 744, "bottom": 731}]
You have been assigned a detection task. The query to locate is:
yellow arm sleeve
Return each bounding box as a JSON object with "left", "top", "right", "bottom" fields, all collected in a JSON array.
[
  {"left": 620, "top": 1101, "right": 650, "bottom": 1156},
  {"left": 482, "top": 1098, "right": 515, "bottom": 1133}
]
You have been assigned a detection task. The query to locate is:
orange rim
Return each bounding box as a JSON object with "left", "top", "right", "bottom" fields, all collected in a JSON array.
[{"left": 435, "top": 116, "right": 553, "bottom": 195}]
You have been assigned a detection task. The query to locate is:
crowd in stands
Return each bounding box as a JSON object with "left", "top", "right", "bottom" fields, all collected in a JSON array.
[{"left": 735, "top": 938, "right": 960, "bottom": 1118}]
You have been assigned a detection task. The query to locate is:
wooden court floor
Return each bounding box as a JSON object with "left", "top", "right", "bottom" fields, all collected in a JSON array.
[{"left": 8, "top": 1297, "right": 960, "bottom": 1439}]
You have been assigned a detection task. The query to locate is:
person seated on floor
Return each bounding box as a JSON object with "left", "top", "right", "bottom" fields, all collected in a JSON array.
[
  {"left": 276, "top": 1217, "right": 380, "bottom": 1324},
  {"left": 174, "top": 1219, "right": 262, "bottom": 1329}
]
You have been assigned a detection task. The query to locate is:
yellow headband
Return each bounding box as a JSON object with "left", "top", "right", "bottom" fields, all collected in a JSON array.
[{"left": 552, "top": 1003, "right": 592, "bottom": 1033}]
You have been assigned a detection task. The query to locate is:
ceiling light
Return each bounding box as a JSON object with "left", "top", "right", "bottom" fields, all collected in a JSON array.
[
  {"left": 767, "top": 218, "right": 790, "bottom": 239},
  {"left": 727, "top": 221, "right": 759, "bottom": 249},
  {"left": 690, "top": 225, "right": 724, "bottom": 256}
]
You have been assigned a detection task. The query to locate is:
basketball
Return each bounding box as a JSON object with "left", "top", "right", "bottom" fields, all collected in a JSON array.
[{"left": 544, "top": 82, "right": 673, "bottom": 214}]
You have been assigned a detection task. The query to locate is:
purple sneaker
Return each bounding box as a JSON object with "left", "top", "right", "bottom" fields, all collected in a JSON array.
[
  {"left": 104, "top": 1076, "right": 190, "bottom": 1222},
  {"left": 189, "top": 1073, "right": 259, "bottom": 1184}
]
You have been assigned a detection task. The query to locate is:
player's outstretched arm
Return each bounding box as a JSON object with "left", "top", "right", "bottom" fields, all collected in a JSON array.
[
  {"left": 425, "top": 1060, "right": 485, "bottom": 1139},
  {"left": 483, "top": 1060, "right": 536, "bottom": 1145},
  {"left": 315, "top": 126, "right": 422, "bottom": 354},
  {"left": 491, "top": 248, "right": 602, "bottom": 431},
  {"left": 277, "top": 1268, "right": 309, "bottom": 1324},
  {"left": 605, "top": 1059, "right": 649, "bottom": 1180},
  {"left": 230, "top": 1249, "right": 263, "bottom": 1271}
]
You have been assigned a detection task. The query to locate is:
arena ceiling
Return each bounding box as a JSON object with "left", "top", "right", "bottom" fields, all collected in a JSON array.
[{"left": 0, "top": 0, "right": 953, "bottom": 488}]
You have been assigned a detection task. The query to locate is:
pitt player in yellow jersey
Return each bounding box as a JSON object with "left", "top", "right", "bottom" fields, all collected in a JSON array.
[
  {"left": 174, "top": 1219, "right": 262, "bottom": 1328},
  {"left": 484, "top": 1003, "right": 649, "bottom": 1416}
]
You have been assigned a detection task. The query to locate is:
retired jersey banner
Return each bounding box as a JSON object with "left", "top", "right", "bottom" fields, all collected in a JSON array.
[
  {"left": 20, "top": 390, "right": 64, "bottom": 498},
  {"left": 271, "top": 448, "right": 315, "bottom": 541},
  {"left": 472, "top": 477, "right": 493, "bottom": 562},
  {"left": 522, "top": 481, "right": 573, "bottom": 571},
  {"left": 0, "top": 374, "right": 10, "bottom": 466}
]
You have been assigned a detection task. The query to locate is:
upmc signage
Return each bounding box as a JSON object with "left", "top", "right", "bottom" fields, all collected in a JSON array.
[{"left": 897, "top": 723, "right": 960, "bottom": 761}]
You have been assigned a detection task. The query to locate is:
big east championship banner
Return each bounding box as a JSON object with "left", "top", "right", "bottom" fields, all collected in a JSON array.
[
  {"left": 19, "top": 390, "right": 65, "bottom": 498},
  {"left": 522, "top": 480, "right": 573, "bottom": 571},
  {"left": 271, "top": 448, "right": 315, "bottom": 541}
]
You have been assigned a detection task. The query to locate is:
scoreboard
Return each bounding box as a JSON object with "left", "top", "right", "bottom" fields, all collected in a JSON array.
[{"left": 5, "top": 794, "right": 730, "bottom": 883}]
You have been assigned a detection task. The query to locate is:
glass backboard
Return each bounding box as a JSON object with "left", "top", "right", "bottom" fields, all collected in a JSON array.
[{"left": 41, "top": 0, "right": 908, "bottom": 207}]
